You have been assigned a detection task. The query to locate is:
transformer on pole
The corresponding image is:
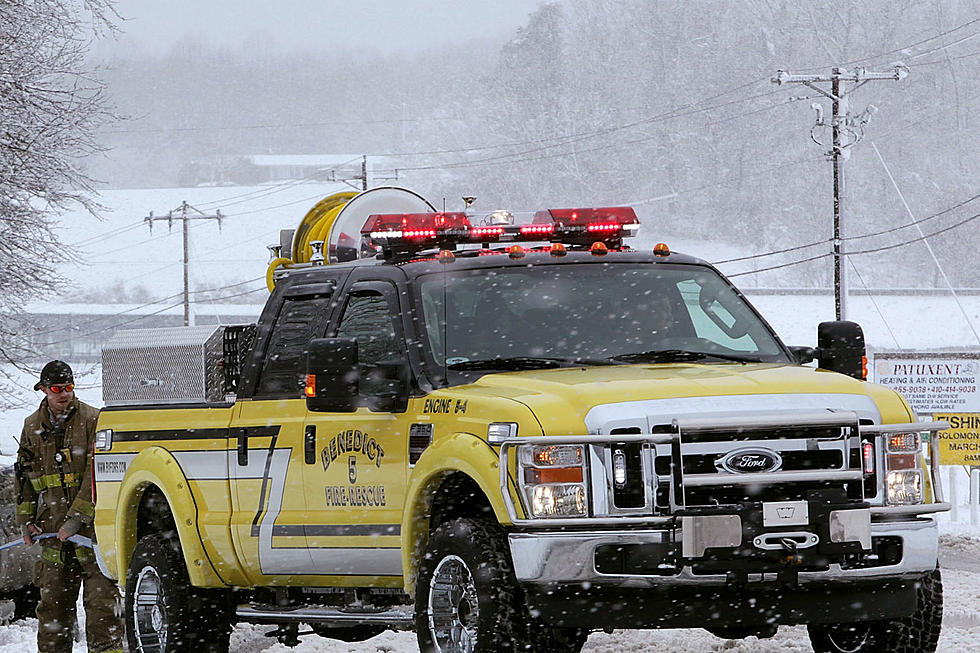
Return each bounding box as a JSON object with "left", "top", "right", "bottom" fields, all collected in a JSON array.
[{"left": 772, "top": 64, "right": 909, "bottom": 321}]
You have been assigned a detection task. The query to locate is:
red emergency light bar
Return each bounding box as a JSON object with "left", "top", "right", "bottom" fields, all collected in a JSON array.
[
  {"left": 362, "top": 212, "right": 470, "bottom": 238},
  {"left": 533, "top": 207, "right": 639, "bottom": 227},
  {"left": 361, "top": 206, "right": 640, "bottom": 258}
]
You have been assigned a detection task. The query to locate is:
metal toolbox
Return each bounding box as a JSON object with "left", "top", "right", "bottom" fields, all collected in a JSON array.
[{"left": 102, "top": 325, "right": 254, "bottom": 406}]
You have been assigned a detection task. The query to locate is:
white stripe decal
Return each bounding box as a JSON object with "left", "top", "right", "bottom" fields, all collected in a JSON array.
[
  {"left": 172, "top": 450, "right": 229, "bottom": 480},
  {"left": 97, "top": 448, "right": 401, "bottom": 576},
  {"left": 310, "top": 547, "right": 402, "bottom": 576},
  {"left": 257, "top": 448, "right": 316, "bottom": 574}
]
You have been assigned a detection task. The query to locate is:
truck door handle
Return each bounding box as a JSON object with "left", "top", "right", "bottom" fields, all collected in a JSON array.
[
  {"left": 237, "top": 428, "right": 248, "bottom": 466},
  {"left": 305, "top": 425, "right": 316, "bottom": 465}
]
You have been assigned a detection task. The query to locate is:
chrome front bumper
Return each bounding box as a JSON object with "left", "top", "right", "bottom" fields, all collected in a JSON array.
[{"left": 508, "top": 517, "right": 938, "bottom": 586}]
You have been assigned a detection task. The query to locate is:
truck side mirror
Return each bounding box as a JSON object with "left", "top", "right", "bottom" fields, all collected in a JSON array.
[
  {"left": 817, "top": 321, "right": 866, "bottom": 380},
  {"left": 306, "top": 338, "right": 358, "bottom": 412},
  {"left": 788, "top": 346, "right": 818, "bottom": 365},
  {"left": 367, "top": 359, "right": 411, "bottom": 413}
]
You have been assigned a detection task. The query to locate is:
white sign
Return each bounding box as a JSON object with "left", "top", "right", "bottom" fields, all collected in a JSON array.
[{"left": 872, "top": 353, "right": 980, "bottom": 414}]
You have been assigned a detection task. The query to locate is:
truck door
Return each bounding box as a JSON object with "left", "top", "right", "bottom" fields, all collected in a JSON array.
[
  {"left": 230, "top": 288, "right": 334, "bottom": 583},
  {"left": 303, "top": 280, "right": 410, "bottom": 580}
]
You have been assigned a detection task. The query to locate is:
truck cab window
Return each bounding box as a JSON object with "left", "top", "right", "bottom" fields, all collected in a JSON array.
[
  {"left": 336, "top": 290, "right": 403, "bottom": 396},
  {"left": 255, "top": 297, "right": 329, "bottom": 397}
]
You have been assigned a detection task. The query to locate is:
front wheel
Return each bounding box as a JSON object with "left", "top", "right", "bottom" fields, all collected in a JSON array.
[
  {"left": 415, "top": 518, "right": 528, "bottom": 653},
  {"left": 125, "top": 533, "right": 233, "bottom": 653},
  {"left": 808, "top": 568, "right": 943, "bottom": 653}
]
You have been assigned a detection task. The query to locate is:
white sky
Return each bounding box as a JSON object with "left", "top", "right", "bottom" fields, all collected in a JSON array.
[{"left": 105, "top": 0, "right": 550, "bottom": 55}]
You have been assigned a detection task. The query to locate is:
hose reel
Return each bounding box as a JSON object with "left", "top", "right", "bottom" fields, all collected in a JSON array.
[{"left": 266, "top": 187, "right": 435, "bottom": 291}]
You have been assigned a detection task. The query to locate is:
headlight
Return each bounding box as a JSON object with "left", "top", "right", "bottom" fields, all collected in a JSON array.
[
  {"left": 882, "top": 431, "right": 923, "bottom": 504},
  {"left": 886, "top": 470, "right": 923, "bottom": 505},
  {"left": 518, "top": 444, "right": 588, "bottom": 518}
]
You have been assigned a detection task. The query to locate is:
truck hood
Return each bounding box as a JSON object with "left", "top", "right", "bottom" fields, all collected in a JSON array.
[{"left": 468, "top": 363, "right": 912, "bottom": 434}]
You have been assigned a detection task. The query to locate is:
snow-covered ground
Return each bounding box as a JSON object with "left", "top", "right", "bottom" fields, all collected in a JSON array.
[{"left": 1, "top": 531, "right": 978, "bottom": 652}]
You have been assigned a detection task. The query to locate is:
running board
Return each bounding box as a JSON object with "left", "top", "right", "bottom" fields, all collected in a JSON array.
[{"left": 236, "top": 604, "right": 415, "bottom": 630}]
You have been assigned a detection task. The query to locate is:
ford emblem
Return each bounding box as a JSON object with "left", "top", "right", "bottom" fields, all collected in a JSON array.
[{"left": 716, "top": 448, "right": 782, "bottom": 474}]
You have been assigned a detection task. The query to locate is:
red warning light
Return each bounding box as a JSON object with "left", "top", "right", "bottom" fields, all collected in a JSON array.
[
  {"left": 471, "top": 226, "right": 504, "bottom": 239},
  {"left": 862, "top": 442, "right": 874, "bottom": 474},
  {"left": 508, "top": 245, "right": 526, "bottom": 259},
  {"left": 537, "top": 207, "right": 639, "bottom": 227},
  {"left": 362, "top": 212, "right": 471, "bottom": 236},
  {"left": 520, "top": 223, "right": 555, "bottom": 237},
  {"left": 586, "top": 223, "right": 622, "bottom": 234}
]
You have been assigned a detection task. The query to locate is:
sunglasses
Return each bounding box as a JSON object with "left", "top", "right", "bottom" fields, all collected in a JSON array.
[{"left": 48, "top": 383, "right": 74, "bottom": 394}]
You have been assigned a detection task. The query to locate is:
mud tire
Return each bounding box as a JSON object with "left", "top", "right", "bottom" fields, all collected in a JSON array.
[
  {"left": 125, "top": 533, "right": 233, "bottom": 653},
  {"left": 808, "top": 568, "right": 942, "bottom": 653},
  {"left": 415, "top": 517, "right": 528, "bottom": 653}
]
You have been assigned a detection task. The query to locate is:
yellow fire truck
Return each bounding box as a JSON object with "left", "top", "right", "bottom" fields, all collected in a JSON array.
[{"left": 93, "top": 188, "right": 948, "bottom": 653}]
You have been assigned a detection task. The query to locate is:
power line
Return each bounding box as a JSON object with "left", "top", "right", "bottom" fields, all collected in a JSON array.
[
  {"left": 907, "top": 28, "right": 980, "bottom": 60},
  {"left": 846, "top": 210, "right": 980, "bottom": 256},
  {"left": 909, "top": 48, "right": 980, "bottom": 67},
  {"left": 389, "top": 87, "right": 788, "bottom": 172},
  {"left": 713, "top": 192, "right": 980, "bottom": 265},
  {"left": 33, "top": 276, "right": 265, "bottom": 338},
  {"left": 723, "top": 209, "right": 980, "bottom": 278},
  {"left": 726, "top": 252, "right": 830, "bottom": 278},
  {"left": 794, "top": 16, "right": 980, "bottom": 72}
]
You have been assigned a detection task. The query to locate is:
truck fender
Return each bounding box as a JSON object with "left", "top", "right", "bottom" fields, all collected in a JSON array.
[
  {"left": 401, "top": 432, "right": 518, "bottom": 595},
  {"left": 114, "top": 446, "right": 224, "bottom": 587}
]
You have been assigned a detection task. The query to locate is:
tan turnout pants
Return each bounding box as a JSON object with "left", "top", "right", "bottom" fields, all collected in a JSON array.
[{"left": 35, "top": 544, "right": 123, "bottom": 653}]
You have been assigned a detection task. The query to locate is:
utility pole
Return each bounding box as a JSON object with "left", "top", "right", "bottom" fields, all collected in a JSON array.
[
  {"left": 145, "top": 201, "right": 224, "bottom": 326},
  {"left": 320, "top": 155, "right": 398, "bottom": 191},
  {"left": 772, "top": 64, "right": 908, "bottom": 321}
]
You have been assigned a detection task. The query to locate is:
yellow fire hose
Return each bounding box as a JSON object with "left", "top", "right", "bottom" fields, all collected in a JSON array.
[{"left": 266, "top": 191, "right": 357, "bottom": 291}]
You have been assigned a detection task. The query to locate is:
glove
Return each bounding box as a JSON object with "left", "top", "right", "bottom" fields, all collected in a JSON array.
[{"left": 59, "top": 517, "right": 82, "bottom": 538}]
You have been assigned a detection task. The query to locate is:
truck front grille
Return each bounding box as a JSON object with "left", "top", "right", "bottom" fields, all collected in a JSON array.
[{"left": 592, "top": 413, "right": 874, "bottom": 516}]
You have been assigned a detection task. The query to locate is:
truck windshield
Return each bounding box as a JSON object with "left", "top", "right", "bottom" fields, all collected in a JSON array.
[{"left": 417, "top": 263, "right": 789, "bottom": 372}]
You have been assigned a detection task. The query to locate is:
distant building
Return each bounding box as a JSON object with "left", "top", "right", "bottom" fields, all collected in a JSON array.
[
  {"left": 20, "top": 303, "right": 265, "bottom": 363},
  {"left": 179, "top": 154, "right": 390, "bottom": 186}
]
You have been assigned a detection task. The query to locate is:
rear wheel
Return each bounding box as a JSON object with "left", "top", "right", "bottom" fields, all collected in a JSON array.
[
  {"left": 808, "top": 569, "right": 942, "bottom": 653},
  {"left": 415, "top": 518, "right": 528, "bottom": 653},
  {"left": 125, "top": 533, "right": 233, "bottom": 653}
]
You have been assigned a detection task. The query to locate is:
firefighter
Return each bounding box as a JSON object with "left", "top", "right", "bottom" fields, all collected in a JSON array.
[{"left": 14, "top": 361, "right": 123, "bottom": 653}]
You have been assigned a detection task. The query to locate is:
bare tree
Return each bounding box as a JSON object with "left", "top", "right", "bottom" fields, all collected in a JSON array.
[{"left": 0, "top": 0, "right": 116, "bottom": 404}]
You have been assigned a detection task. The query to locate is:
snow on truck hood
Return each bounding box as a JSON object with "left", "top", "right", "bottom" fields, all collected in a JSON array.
[{"left": 468, "top": 363, "right": 913, "bottom": 435}]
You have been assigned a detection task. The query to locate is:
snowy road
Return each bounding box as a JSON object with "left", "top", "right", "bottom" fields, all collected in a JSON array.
[
  {"left": 0, "top": 536, "right": 976, "bottom": 652},
  {"left": 218, "top": 533, "right": 980, "bottom": 652},
  {"left": 225, "top": 566, "right": 980, "bottom": 653}
]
